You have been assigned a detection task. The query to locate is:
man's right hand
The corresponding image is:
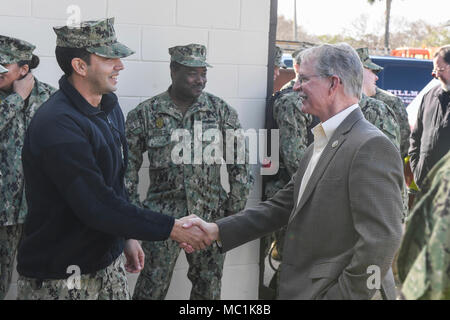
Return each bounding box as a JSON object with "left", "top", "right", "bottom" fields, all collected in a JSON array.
[
  {"left": 13, "top": 73, "right": 35, "bottom": 100},
  {"left": 169, "top": 216, "right": 213, "bottom": 252},
  {"left": 179, "top": 217, "right": 220, "bottom": 254}
]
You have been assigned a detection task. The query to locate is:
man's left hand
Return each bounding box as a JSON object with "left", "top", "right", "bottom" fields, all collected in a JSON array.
[{"left": 124, "top": 239, "right": 145, "bottom": 273}]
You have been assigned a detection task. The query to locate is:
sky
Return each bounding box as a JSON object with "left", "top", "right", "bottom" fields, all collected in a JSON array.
[{"left": 278, "top": 0, "right": 449, "bottom": 36}]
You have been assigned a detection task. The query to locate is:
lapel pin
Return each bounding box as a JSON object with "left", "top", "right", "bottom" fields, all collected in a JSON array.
[{"left": 332, "top": 140, "right": 339, "bottom": 148}]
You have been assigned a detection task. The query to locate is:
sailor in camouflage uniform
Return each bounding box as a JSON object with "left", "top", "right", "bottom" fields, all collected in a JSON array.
[
  {"left": 264, "top": 47, "right": 316, "bottom": 260},
  {"left": 265, "top": 45, "right": 317, "bottom": 200},
  {"left": 0, "top": 35, "right": 56, "bottom": 299},
  {"left": 278, "top": 42, "right": 316, "bottom": 93},
  {"left": 359, "top": 93, "right": 400, "bottom": 150},
  {"left": 273, "top": 46, "right": 285, "bottom": 81},
  {"left": 374, "top": 88, "right": 410, "bottom": 157},
  {"left": 357, "top": 48, "right": 410, "bottom": 158},
  {"left": 397, "top": 150, "right": 450, "bottom": 299},
  {"left": 126, "top": 44, "right": 252, "bottom": 300},
  {"left": 354, "top": 48, "right": 400, "bottom": 150}
]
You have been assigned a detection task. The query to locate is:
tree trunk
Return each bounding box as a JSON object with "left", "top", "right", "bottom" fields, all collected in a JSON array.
[{"left": 384, "top": 0, "right": 392, "bottom": 54}]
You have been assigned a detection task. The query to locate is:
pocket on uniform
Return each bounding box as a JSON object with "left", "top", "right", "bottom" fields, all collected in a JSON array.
[
  {"left": 148, "top": 129, "right": 172, "bottom": 147},
  {"left": 147, "top": 130, "right": 173, "bottom": 169}
]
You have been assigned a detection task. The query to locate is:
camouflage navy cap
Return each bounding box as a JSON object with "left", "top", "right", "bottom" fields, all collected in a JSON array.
[
  {"left": 356, "top": 47, "right": 383, "bottom": 72},
  {"left": 169, "top": 43, "right": 212, "bottom": 68},
  {"left": 0, "top": 35, "right": 36, "bottom": 65},
  {"left": 291, "top": 42, "right": 316, "bottom": 64},
  {"left": 0, "top": 65, "right": 8, "bottom": 74},
  {"left": 275, "top": 46, "right": 286, "bottom": 68},
  {"left": 53, "top": 18, "right": 134, "bottom": 59}
]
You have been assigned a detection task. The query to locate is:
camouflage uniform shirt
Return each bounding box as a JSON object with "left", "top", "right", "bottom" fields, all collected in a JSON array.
[
  {"left": 360, "top": 94, "right": 410, "bottom": 220},
  {"left": 125, "top": 89, "right": 252, "bottom": 220},
  {"left": 0, "top": 78, "right": 56, "bottom": 226},
  {"left": 373, "top": 87, "right": 410, "bottom": 158},
  {"left": 397, "top": 150, "right": 450, "bottom": 299},
  {"left": 359, "top": 93, "right": 401, "bottom": 150},
  {"left": 280, "top": 79, "right": 296, "bottom": 91},
  {"left": 264, "top": 86, "right": 312, "bottom": 198}
]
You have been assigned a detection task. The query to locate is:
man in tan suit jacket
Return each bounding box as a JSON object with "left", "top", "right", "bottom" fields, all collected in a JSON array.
[{"left": 182, "top": 43, "right": 404, "bottom": 300}]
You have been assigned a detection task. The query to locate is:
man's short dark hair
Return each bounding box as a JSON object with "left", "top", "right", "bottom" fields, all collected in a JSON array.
[
  {"left": 55, "top": 46, "right": 91, "bottom": 76},
  {"left": 434, "top": 45, "right": 450, "bottom": 65}
]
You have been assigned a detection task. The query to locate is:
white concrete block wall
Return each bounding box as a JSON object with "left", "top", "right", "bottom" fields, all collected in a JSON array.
[{"left": 1, "top": 0, "right": 272, "bottom": 300}]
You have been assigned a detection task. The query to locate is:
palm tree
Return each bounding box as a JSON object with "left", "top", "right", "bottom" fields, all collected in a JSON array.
[{"left": 368, "top": 0, "right": 392, "bottom": 54}]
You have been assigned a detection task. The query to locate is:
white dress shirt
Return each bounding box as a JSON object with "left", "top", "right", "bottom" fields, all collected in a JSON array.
[{"left": 296, "top": 104, "right": 359, "bottom": 207}]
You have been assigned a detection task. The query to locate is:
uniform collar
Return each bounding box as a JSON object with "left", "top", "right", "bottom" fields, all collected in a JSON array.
[
  {"left": 59, "top": 75, "right": 118, "bottom": 116},
  {"left": 155, "top": 87, "right": 213, "bottom": 119}
]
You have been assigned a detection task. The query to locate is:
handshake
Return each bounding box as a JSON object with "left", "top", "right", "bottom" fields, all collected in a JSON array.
[{"left": 169, "top": 215, "right": 219, "bottom": 254}]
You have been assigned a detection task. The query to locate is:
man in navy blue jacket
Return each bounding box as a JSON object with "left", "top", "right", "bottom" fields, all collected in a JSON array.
[{"left": 16, "top": 18, "right": 209, "bottom": 300}]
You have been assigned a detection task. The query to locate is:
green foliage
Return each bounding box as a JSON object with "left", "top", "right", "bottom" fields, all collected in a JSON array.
[{"left": 277, "top": 14, "right": 450, "bottom": 52}]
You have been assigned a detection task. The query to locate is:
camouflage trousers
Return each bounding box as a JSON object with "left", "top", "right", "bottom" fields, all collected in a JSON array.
[
  {"left": 401, "top": 181, "right": 409, "bottom": 222},
  {"left": 0, "top": 224, "right": 23, "bottom": 300},
  {"left": 17, "top": 254, "right": 130, "bottom": 300},
  {"left": 133, "top": 239, "right": 225, "bottom": 300}
]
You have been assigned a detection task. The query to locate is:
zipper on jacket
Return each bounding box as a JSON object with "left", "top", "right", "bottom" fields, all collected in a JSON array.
[{"left": 102, "top": 113, "right": 125, "bottom": 165}]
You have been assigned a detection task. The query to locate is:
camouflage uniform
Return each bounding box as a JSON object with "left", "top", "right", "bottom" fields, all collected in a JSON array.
[
  {"left": 265, "top": 92, "right": 311, "bottom": 199},
  {"left": 17, "top": 255, "right": 130, "bottom": 300},
  {"left": 264, "top": 90, "right": 312, "bottom": 261},
  {"left": 373, "top": 87, "right": 410, "bottom": 158},
  {"left": 356, "top": 48, "right": 410, "bottom": 158},
  {"left": 397, "top": 150, "right": 450, "bottom": 300},
  {"left": 280, "top": 79, "right": 295, "bottom": 91},
  {"left": 356, "top": 47, "right": 404, "bottom": 154},
  {"left": 359, "top": 94, "right": 400, "bottom": 151},
  {"left": 0, "top": 35, "right": 56, "bottom": 300},
  {"left": 274, "top": 46, "right": 285, "bottom": 68},
  {"left": 359, "top": 93, "right": 409, "bottom": 226},
  {"left": 126, "top": 44, "right": 252, "bottom": 300}
]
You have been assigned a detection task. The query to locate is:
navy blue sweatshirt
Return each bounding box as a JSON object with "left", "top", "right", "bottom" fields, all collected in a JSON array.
[{"left": 17, "top": 76, "right": 175, "bottom": 279}]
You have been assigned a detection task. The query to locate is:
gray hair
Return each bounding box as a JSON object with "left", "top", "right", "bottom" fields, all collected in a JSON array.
[
  {"left": 300, "top": 43, "right": 363, "bottom": 99},
  {"left": 434, "top": 45, "right": 450, "bottom": 65}
]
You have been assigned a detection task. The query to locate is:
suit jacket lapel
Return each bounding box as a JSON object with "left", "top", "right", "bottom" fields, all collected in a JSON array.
[{"left": 288, "top": 108, "right": 364, "bottom": 224}]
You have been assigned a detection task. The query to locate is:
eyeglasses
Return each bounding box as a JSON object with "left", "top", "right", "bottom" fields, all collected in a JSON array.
[{"left": 432, "top": 65, "right": 449, "bottom": 77}]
